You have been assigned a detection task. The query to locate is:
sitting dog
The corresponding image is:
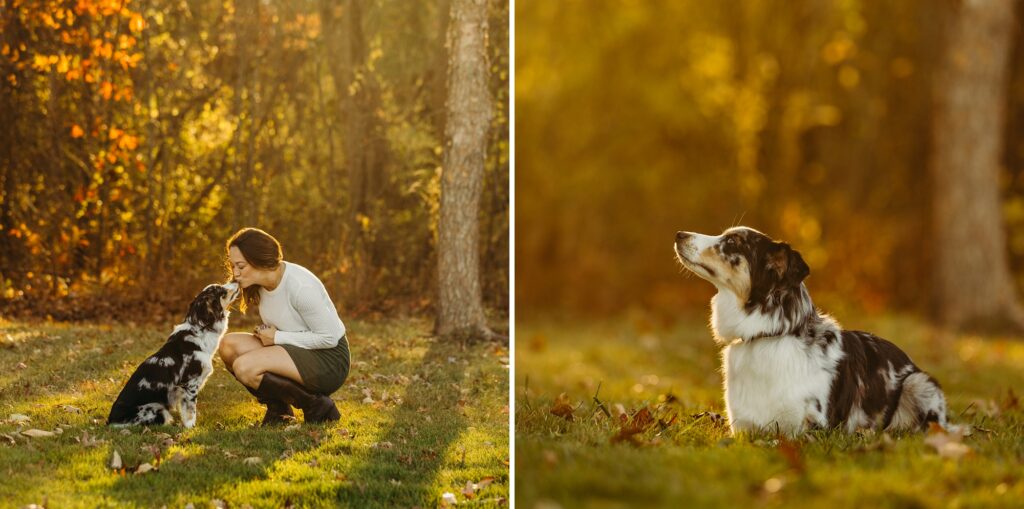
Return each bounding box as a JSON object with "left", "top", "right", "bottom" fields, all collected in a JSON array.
[
  {"left": 674, "top": 227, "right": 949, "bottom": 435},
  {"left": 107, "top": 282, "right": 239, "bottom": 428}
]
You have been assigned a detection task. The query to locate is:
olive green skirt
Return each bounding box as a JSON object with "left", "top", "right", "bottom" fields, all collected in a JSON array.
[{"left": 280, "top": 335, "right": 350, "bottom": 395}]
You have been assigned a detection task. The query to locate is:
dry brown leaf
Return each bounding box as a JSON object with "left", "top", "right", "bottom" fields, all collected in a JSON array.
[
  {"left": 462, "top": 480, "right": 476, "bottom": 499},
  {"left": 21, "top": 429, "right": 54, "bottom": 438},
  {"left": 610, "top": 406, "right": 657, "bottom": 445},
  {"left": 777, "top": 437, "right": 805, "bottom": 473},
  {"left": 924, "top": 422, "right": 972, "bottom": 460},
  {"left": 549, "top": 393, "right": 575, "bottom": 421}
]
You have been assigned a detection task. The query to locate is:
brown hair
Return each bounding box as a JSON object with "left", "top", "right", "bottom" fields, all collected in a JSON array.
[{"left": 225, "top": 227, "right": 283, "bottom": 313}]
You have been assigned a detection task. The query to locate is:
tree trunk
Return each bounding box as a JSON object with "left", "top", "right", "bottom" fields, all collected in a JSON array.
[
  {"left": 932, "top": 0, "right": 1024, "bottom": 332},
  {"left": 436, "top": 0, "right": 492, "bottom": 339}
]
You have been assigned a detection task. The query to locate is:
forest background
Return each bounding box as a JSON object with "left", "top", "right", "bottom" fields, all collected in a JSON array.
[
  {"left": 0, "top": 0, "right": 510, "bottom": 322},
  {"left": 517, "top": 0, "right": 1024, "bottom": 330}
]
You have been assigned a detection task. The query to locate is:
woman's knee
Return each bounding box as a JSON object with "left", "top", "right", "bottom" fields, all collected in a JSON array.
[
  {"left": 232, "top": 352, "right": 265, "bottom": 388},
  {"left": 219, "top": 333, "right": 253, "bottom": 367}
]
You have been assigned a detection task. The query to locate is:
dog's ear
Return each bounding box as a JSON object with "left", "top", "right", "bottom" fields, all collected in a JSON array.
[
  {"left": 767, "top": 242, "right": 809, "bottom": 287},
  {"left": 187, "top": 287, "right": 220, "bottom": 330}
]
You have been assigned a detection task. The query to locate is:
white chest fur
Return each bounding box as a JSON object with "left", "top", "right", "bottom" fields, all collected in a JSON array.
[{"left": 722, "top": 335, "right": 841, "bottom": 435}]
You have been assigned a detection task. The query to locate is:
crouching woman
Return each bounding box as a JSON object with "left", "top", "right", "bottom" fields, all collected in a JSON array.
[{"left": 219, "top": 227, "right": 350, "bottom": 424}]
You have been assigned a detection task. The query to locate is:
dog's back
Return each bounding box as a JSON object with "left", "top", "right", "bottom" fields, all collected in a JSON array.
[{"left": 107, "top": 336, "right": 202, "bottom": 426}]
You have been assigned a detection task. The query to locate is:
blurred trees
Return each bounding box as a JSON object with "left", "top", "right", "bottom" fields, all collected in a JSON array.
[
  {"left": 516, "top": 0, "right": 1024, "bottom": 326},
  {"left": 0, "top": 0, "right": 509, "bottom": 320}
]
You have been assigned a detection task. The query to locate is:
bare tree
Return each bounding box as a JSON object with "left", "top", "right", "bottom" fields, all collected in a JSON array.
[
  {"left": 932, "top": 0, "right": 1024, "bottom": 332},
  {"left": 436, "top": 0, "right": 493, "bottom": 339}
]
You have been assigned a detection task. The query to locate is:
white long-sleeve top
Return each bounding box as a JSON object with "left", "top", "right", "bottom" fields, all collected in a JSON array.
[{"left": 258, "top": 261, "right": 346, "bottom": 349}]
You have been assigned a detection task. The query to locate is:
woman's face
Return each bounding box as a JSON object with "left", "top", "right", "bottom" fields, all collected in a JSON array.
[{"left": 228, "top": 246, "right": 257, "bottom": 288}]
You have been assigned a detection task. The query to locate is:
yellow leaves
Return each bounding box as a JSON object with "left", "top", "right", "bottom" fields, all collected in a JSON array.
[
  {"left": 70, "top": 125, "right": 85, "bottom": 138},
  {"left": 32, "top": 54, "right": 58, "bottom": 72},
  {"left": 56, "top": 54, "right": 72, "bottom": 74}
]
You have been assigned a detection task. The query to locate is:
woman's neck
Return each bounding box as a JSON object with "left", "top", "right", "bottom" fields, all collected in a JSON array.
[{"left": 261, "top": 263, "right": 285, "bottom": 291}]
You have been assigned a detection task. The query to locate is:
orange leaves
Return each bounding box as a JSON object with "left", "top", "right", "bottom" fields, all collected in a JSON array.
[
  {"left": 99, "top": 81, "right": 113, "bottom": 99},
  {"left": 118, "top": 134, "right": 138, "bottom": 151},
  {"left": 70, "top": 125, "right": 85, "bottom": 138},
  {"left": 129, "top": 14, "right": 145, "bottom": 34}
]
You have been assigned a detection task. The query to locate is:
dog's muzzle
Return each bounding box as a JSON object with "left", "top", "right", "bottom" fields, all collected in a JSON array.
[{"left": 224, "top": 281, "right": 241, "bottom": 301}]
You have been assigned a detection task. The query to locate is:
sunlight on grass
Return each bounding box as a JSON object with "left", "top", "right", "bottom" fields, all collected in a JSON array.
[{"left": 0, "top": 318, "right": 509, "bottom": 508}]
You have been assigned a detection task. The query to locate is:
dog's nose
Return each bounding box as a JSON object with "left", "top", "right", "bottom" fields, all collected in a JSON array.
[{"left": 676, "top": 231, "right": 691, "bottom": 242}]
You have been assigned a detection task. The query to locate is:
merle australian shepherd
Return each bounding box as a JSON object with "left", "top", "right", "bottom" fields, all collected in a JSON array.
[
  {"left": 674, "top": 227, "right": 950, "bottom": 436},
  {"left": 107, "top": 282, "right": 240, "bottom": 428}
]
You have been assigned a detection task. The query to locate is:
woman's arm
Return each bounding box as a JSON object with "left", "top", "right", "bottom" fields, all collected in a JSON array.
[{"left": 272, "top": 283, "right": 346, "bottom": 349}]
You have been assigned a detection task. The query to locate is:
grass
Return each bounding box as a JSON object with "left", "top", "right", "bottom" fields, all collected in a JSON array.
[
  {"left": 0, "top": 316, "right": 509, "bottom": 508},
  {"left": 515, "top": 313, "right": 1024, "bottom": 508}
]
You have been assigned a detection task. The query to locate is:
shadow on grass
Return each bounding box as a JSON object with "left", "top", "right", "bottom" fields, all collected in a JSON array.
[{"left": 334, "top": 335, "right": 468, "bottom": 506}]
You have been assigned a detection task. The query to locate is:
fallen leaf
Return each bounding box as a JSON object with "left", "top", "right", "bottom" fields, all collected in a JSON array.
[
  {"left": 763, "top": 477, "right": 786, "bottom": 494},
  {"left": 370, "top": 441, "right": 394, "bottom": 449},
  {"left": 440, "top": 492, "right": 458, "bottom": 507},
  {"left": 168, "top": 452, "right": 186, "bottom": 463},
  {"left": 78, "top": 431, "right": 103, "bottom": 447},
  {"left": 462, "top": 480, "right": 477, "bottom": 499},
  {"left": 135, "top": 462, "right": 154, "bottom": 474},
  {"left": 9, "top": 413, "right": 30, "bottom": 423},
  {"left": 243, "top": 456, "right": 262, "bottom": 465},
  {"left": 611, "top": 407, "right": 657, "bottom": 445},
  {"left": 549, "top": 393, "right": 575, "bottom": 422},
  {"left": 691, "top": 411, "right": 725, "bottom": 425},
  {"left": 924, "top": 422, "right": 972, "bottom": 460},
  {"left": 111, "top": 450, "right": 122, "bottom": 470},
  {"left": 21, "top": 429, "right": 54, "bottom": 438},
  {"left": 777, "top": 437, "right": 804, "bottom": 473},
  {"left": 61, "top": 405, "right": 82, "bottom": 414}
]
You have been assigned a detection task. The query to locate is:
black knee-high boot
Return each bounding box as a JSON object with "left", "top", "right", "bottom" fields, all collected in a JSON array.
[
  {"left": 227, "top": 363, "right": 293, "bottom": 425},
  {"left": 255, "top": 373, "right": 340, "bottom": 423},
  {"left": 243, "top": 384, "right": 295, "bottom": 426}
]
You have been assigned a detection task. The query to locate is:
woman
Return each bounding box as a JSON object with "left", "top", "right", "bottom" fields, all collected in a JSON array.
[{"left": 219, "top": 227, "right": 350, "bottom": 424}]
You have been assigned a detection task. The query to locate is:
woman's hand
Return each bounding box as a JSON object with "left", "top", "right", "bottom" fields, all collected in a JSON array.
[{"left": 253, "top": 324, "right": 278, "bottom": 346}]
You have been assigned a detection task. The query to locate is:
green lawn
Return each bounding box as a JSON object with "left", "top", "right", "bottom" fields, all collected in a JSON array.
[
  {"left": 515, "top": 313, "right": 1024, "bottom": 508},
  {"left": 0, "top": 317, "right": 509, "bottom": 508}
]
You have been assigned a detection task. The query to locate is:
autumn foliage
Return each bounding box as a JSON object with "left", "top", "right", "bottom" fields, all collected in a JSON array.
[{"left": 0, "top": 0, "right": 509, "bottom": 320}]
